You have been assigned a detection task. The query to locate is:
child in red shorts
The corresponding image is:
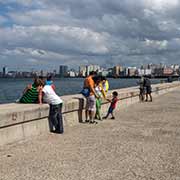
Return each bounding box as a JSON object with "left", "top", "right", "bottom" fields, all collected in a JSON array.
[{"left": 103, "top": 91, "right": 118, "bottom": 119}]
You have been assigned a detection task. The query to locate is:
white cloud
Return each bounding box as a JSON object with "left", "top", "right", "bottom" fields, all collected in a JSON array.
[
  {"left": 145, "top": 39, "right": 168, "bottom": 50},
  {"left": 0, "top": 25, "right": 109, "bottom": 55},
  {"left": 144, "top": 0, "right": 179, "bottom": 11}
]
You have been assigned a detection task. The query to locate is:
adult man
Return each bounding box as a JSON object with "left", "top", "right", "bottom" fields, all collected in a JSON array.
[
  {"left": 84, "top": 71, "right": 98, "bottom": 124},
  {"left": 139, "top": 76, "right": 145, "bottom": 102},
  {"left": 144, "top": 77, "right": 152, "bottom": 102}
]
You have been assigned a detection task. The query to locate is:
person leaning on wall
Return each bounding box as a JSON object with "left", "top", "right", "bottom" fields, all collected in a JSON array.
[{"left": 19, "top": 77, "right": 44, "bottom": 104}]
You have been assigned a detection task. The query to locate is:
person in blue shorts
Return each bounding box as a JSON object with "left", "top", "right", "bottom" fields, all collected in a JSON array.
[{"left": 103, "top": 91, "right": 118, "bottom": 119}]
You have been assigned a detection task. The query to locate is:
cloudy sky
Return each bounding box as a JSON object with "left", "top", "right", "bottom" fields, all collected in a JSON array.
[{"left": 0, "top": 0, "right": 180, "bottom": 70}]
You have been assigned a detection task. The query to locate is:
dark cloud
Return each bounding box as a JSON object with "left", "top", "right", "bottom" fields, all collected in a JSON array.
[{"left": 0, "top": 0, "right": 180, "bottom": 70}]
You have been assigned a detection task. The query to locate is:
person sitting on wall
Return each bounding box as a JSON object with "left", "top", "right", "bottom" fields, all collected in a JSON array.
[{"left": 19, "top": 77, "right": 44, "bottom": 104}]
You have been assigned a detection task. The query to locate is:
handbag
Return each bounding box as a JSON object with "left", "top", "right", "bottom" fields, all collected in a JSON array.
[{"left": 81, "top": 88, "right": 90, "bottom": 97}]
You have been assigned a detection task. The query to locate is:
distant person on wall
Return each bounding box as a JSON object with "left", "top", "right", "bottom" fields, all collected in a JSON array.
[
  {"left": 103, "top": 91, "right": 118, "bottom": 120},
  {"left": 83, "top": 71, "right": 99, "bottom": 124},
  {"left": 139, "top": 76, "right": 145, "bottom": 102},
  {"left": 19, "top": 77, "right": 44, "bottom": 104},
  {"left": 144, "top": 77, "right": 152, "bottom": 102},
  {"left": 42, "top": 80, "right": 64, "bottom": 134}
]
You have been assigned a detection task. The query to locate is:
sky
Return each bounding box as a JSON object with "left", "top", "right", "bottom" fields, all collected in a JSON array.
[{"left": 0, "top": 0, "right": 180, "bottom": 71}]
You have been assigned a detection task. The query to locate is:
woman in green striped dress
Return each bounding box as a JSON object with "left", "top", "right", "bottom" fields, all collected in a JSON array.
[{"left": 19, "top": 78, "right": 44, "bottom": 104}]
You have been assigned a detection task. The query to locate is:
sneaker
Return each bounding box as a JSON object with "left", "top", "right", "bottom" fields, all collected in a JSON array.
[
  {"left": 98, "top": 117, "right": 102, "bottom": 121},
  {"left": 111, "top": 117, "right": 115, "bottom": 119},
  {"left": 89, "top": 121, "right": 98, "bottom": 124},
  {"left": 102, "top": 116, "right": 107, "bottom": 119}
]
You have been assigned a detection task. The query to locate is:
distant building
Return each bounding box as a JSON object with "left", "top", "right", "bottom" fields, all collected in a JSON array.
[
  {"left": 68, "top": 69, "right": 76, "bottom": 77},
  {"left": 153, "top": 67, "right": 163, "bottom": 76},
  {"left": 59, "top": 65, "right": 68, "bottom": 77},
  {"left": 112, "top": 65, "right": 123, "bottom": 76},
  {"left": 171, "top": 64, "right": 180, "bottom": 76},
  {"left": 99, "top": 69, "right": 109, "bottom": 77},
  {"left": 86, "top": 65, "right": 100, "bottom": 76},
  {"left": 137, "top": 69, "right": 152, "bottom": 76},
  {"left": 79, "top": 66, "right": 86, "bottom": 77},
  {"left": 163, "top": 67, "right": 173, "bottom": 76},
  {"left": 126, "top": 67, "right": 137, "bottom": 76},
  {"left": 3, "top": 66, "right": 8, "bottom": 77}
]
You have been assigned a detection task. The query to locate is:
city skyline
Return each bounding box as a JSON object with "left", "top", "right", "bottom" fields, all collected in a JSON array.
[
  {"left": 1, "top": 63, "right": 179, "bottom": 78},
  {"left": 1, "top": 1, "right": 180, "bottom": 69}
]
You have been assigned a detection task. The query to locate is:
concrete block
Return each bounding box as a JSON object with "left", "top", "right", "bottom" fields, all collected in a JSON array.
[
  {"left": 0, "top": 124, "right": 24, "bottom": 146},
  {"left": 23, "top": 118, "right": 49, "bottom": 138},
  {"left": 0, "top": 81, "right": 180, "bottom": 146}
]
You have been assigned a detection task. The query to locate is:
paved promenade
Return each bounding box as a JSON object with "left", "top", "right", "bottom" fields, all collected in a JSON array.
[{"left": 1, "top": 89, "right": 180, "bottom": 180}]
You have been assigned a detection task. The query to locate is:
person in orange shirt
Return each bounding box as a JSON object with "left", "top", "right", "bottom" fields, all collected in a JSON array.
[{"left": 83, "top": 71, "right": 99, "bottom": 124}]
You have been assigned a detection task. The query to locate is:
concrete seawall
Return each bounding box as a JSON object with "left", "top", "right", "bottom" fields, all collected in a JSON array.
[{"left": 0, "top": 81, "right": 180, "bottom": 146}]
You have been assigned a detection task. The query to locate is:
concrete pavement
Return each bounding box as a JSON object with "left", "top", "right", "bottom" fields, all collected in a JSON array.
[{"left": 1, "top": 89, "right": 180, "bottom": 180}]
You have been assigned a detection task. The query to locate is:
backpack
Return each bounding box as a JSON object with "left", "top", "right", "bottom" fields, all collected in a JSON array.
[{"left": 144, "top": 78, "right": 151, "bottom": 87}]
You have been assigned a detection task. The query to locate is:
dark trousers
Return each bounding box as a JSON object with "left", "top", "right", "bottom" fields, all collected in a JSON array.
[{"left": 49, "top": 103, "right": 64, "bottom": 134}]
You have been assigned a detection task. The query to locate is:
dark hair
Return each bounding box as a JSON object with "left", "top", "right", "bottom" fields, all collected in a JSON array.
[
  {"left": 101, "top": 76, "right": 107, "bottom": 81},
  {"left": 93, "top": 75, "right": 101, "bottom": 84},
  {"left": 89, "top": 71, "right": 97, "bottom": 76},
  {"left": 112, "top": 91, "right": 118, "bottom": 97},
  {"left": 38, "top": 76, "right": 44, "bottom": 80},
  {"left": 47, "top": 75, "right": 52, "bottom": 81}
]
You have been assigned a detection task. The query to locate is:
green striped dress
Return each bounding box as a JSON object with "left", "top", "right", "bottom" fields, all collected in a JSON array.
[{"left": 20, "top": 84, "right": 39, "bottom": 103}]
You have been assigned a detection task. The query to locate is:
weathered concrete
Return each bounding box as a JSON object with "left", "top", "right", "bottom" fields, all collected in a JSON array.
[
  {"left": 1, "top": 88, "right": 180, "bottom": 180},
  {"left": 0, "top": 81, "right": 180, "bottom": 146}
]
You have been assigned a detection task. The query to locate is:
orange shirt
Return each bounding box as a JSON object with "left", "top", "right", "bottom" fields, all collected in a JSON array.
[{"left": 84, "top": 76, "right": 95, "bottom": 95}]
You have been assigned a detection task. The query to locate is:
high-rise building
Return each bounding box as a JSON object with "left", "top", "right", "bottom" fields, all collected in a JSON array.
[
  {"left": 112, "top": 65, "right": 123, "bottom": 76},
  {"left": 79, "top": 66, "right": 86, "bottom": 77},
  {"left": 126, "top": 67, "right": 137, "bottom": 76},
  {"left": 59, "top": 65, "right": 68, "bottom": 77},
  {"left": 86, "top": 65, "right": 100, "bottom": 76},
  {"left": 3, "top": 66, "right": 8, "bottom": 77}
]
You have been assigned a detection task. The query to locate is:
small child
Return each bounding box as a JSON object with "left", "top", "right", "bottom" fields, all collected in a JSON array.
[
  {"left": 103, "top": 91, "right": 118, "bottom": 119},
  {"left": 94, "top": 79, "right": 103, "bottom": 120}
]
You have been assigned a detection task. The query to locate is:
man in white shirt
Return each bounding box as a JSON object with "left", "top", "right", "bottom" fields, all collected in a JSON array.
[{"left": 43, "top": 84, "right": 64, "bottom": 134}]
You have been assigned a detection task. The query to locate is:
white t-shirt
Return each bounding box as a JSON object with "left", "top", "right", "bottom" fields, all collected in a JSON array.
[
  {"left": 43, "top": 85, "right": 63, "bottom": 105},
  {"left": 95, "top": 85, "right": 103, "bottom": 98}
]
